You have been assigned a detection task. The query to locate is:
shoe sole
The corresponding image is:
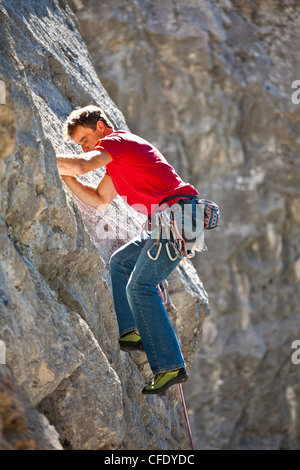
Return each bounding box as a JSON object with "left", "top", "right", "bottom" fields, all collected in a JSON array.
[
  {"left": 142, "top": 370, "right": 188, "bottom": 395},
  {"left": 119, "top": 340, "right": 144, "bottom": 352}
]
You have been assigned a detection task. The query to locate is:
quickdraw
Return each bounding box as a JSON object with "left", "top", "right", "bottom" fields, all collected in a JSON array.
[
  {"left": 146, "top": 194, "right": 219, "bottom": 262},
  {"left": 147, "top": 203, "right": 197, "bottom": 262},
  {"left": 147, "top": 213, "right": 163, "bottom": 260},
  {"left": 168, "top": 209, "right": 196, "bottom": 260}
]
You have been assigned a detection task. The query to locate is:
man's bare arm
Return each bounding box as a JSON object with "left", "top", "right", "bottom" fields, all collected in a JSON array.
[
  {"left": 61, "top": 173, "right": 117, "bottom": 210},
  {"left": 57, "top": 149, "right": 112, "bottom": 176}
]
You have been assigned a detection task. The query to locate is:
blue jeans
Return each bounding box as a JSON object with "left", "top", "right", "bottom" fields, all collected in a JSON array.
[{"left": 110, "top": 227, "right": 184, "bottom": 375}]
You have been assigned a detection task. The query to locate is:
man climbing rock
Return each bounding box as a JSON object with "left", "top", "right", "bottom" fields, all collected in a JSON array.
[{"left": 57, "top": 105, "right": 206, "bottom": 394}]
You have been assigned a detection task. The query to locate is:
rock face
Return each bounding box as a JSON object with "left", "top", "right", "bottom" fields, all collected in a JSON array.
[
  {"left": 69, "top": 0, "right": 300, "bottom": 449},
  {"left": 0, "top": 0, "right": 208, "bottom": 450},
  {"left": 0, "top": 365, "right": 62, "bottom": 450}
]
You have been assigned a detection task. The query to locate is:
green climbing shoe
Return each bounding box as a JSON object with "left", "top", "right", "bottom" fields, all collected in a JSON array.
[
  {"left": 119, "top": 332, "right": 144, "bottom": 352},
  {"left": 142, "top": 368, "right": 188, "bottom": 395}
]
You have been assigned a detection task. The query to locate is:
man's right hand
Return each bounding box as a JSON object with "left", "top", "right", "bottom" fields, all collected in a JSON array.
[
  {"left": 59, "top": 173, "right": 117, "bottom": 212},
  {"left": 56, "top": 150, "right": 112, "bottom": 177}
]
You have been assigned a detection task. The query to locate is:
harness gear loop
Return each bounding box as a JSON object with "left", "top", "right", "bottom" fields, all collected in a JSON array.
[
  {"left": 147, "top": 213, "right": 163, "bottom": 260},
  {"left": 161, "top": 194, "right": 201, "bottom": 260},
  {"left": 147, "top": 193, "right": 202, "bottom": 261}
]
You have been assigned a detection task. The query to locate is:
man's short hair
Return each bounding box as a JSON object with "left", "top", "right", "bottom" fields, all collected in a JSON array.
[{"left": 64, "top": 105, "right": 114, "bottom": 140}]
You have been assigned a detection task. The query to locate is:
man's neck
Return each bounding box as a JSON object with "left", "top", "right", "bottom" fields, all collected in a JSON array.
[{"left": 104, "top": 127, "right": 114, "bottom": 137}]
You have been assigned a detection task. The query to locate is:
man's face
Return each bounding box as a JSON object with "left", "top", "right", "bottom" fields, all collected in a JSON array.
[{"left": 72, "top": 122, "right": 105, "bottom": 153}]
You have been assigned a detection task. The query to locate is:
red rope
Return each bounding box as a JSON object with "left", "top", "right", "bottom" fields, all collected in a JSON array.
[
  {"left": 178, "top": 383, "right": 195, "bottom": 450},
  {"left": 157, "top": 283, "right": 195, "bottom": 449}
]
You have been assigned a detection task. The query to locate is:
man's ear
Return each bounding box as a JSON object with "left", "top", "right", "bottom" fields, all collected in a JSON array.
[{"left": 96, "top": 120, "right": 105, "bottom": 133}]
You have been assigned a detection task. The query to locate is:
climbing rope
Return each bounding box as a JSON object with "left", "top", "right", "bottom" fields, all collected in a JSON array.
[
  {"left": 157, "top": 280, "right": 167, "bottom": 305},
  {"left": 178, "top": 383, "right": 195, "bottom": 450},
  {"left": 141, "top": 195, "right": 218, "bottom": 449},
  {"left": 157, "top": 281, "right": 195, "bottom": 450}
]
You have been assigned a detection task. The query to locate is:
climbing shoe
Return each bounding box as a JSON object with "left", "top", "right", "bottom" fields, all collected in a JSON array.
[
  {"left": 142, "top": 368, "right": 188, "bottom": 395},
  {"left": 119, "top": 332, "right": 144, "bottom": 352}
]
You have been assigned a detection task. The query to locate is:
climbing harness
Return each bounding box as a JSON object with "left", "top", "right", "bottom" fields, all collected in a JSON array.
[
  {"left": 147, "top": 194, "right": 220, "bottom": 262},
  {"left": 150, "top": 194, "right": 219, "bottom": 449},
  {"left": 147, "top": 194, "right": 199, "bottom": 261}
]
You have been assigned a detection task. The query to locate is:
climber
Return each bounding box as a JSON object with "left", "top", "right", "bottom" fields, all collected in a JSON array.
[{"left": 56, "top": 105, "right": 204, "bottom": 395}]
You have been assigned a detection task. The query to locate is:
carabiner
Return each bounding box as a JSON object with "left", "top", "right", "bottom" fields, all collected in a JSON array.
[
  {"left": 147, "top": 242, "right": 162, "bottom": 260},
  {"left": 166, "top": 242, "right": 179, "bottom": 261}
]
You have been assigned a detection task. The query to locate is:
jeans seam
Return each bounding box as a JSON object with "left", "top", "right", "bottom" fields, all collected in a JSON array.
[
  {"left": 113, "top": 235, "right": 185, "bottom": 374},
  {"left": 110, "top": 243, "right": 146, "bottom": 336},
  {"left": 131, "top": 244, "right": 184, "bottom": 373},
  {"left": 119, "top": 247, "right": 145, "bottom": 281},
  {"left": 119, "top": 327, "right": 138, "bottom": 338},
  {"left": 155, "top": 364, "right": 185, "bottom": 375},
  {"left": 129, "top": 256, "right": 161, "bottom": 372},
  {"left": 132, "top": 292, "right": 160, "bottom": 372}
]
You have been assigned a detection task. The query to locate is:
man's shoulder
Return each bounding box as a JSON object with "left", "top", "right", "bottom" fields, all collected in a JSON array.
[
  {"left": 109, "top": 129, "right": 129, "bottom": 137},
  {"left": 100, "top": 129, "right": 130, "bottom": 142},
  {"left": 101, "top": 129, "right": 154, "bottom": 153}
]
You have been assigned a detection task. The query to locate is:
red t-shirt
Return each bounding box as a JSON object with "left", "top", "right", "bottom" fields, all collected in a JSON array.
[{"left": 94, "top": 130, "right": 198, "bottom": 216}]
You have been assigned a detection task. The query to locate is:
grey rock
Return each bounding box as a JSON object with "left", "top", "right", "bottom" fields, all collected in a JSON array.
[
  {"left": 0, "top": 364, "right": 62, "bottom": 450},
  {"left": 0, "top": 0, "right": 207, "bottom": 450},
  {"left": 69, "top": 0, "right": 300, "bottom": 449}
]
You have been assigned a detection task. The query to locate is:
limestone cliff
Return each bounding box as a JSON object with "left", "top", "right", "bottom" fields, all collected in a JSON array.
[
  {"left": 0, "top": 0, "right": 208, "bottom": 450},
  {"left": 69, "top": 0, "right": 300, "bottom": 449}
]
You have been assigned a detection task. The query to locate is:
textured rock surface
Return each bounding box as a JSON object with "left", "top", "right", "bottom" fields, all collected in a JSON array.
[
  {"left": 69, "top": 0, "right": 300, "bottom": 449},
  {"left": 0, "top": 365, "right": 62, "bottom": 450},
  {"left": 0, "top": 0, "right": 208, "bottom": 450}
]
